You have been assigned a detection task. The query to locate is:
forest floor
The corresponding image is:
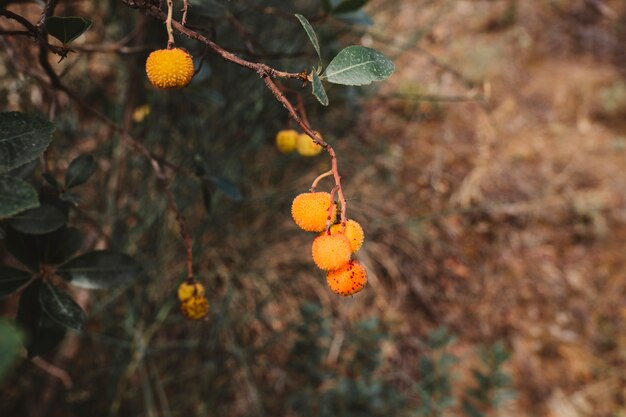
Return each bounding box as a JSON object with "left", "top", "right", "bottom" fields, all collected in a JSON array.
[{"left": 349, "top": 0, "right": 626, "bottom": 415}]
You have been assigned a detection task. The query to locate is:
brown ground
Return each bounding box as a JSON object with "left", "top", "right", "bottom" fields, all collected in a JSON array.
[{"left": 344, "top": 0, "right": 626, "bottom": 415}]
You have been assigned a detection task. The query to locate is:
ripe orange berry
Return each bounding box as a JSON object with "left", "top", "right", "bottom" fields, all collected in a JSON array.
[
  {"left": 296, "top": 131, "right": 323, "bottom": 157},
  {"left": 146, "top": 48, "right": 194, "bottom": 89},
  {"left": 328, "top": 220, "right": 365, "bottom": 253},
  {"left": 180, "top": 294, "right": 210, "bottom": 320},
  {"left": 292, "top": 192, "right": 337, "bottom": 232},
  {"left": 312, "top": 234, "right": 352, "bottom": 270},
  {"left": 326, "top": 260, "right": 367, "bottom": 296},
  {"left": 177, "top": 281, "right": 205, "bottom": 302},
  {"left": 275, "top": 129, "right": 298, "bottom": 153}
]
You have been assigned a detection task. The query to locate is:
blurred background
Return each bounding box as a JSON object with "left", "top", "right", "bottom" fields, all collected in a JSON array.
[{"left": 1, "top": 0, "right": 626, "bottom": 416}]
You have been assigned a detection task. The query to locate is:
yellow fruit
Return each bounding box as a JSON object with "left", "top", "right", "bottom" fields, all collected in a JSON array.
[
  {"left": 275, "top": 129, "right": 298, "bottom": 153},
  {"left": 328, "top": 220, "right": 364, "bottom": 253},
  {"left": 297, "top": 131, "right": 323, "bottom": 157},
  {"left": 292, "top": 192, "right": 337, "bottom": 232},
  {"left": 312, "top": 234, "right": 352, "bottom": 270},
  {"left": 146, "top": 48, "right": 194, "bottom": 89},
  {"left": 177, "top": 281, "right": 205, "bottom": 302},
  {"left": 326, "top": 260, "right": 367, "bottom": 296},
  {"left": 180, "top": 295, "right": 210, "bottom": 320}
]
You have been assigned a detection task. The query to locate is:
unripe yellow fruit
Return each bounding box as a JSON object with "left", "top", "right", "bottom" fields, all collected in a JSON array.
[
  {"left": 292, "top": 192, "right": 337, "bottom": 232},
  {"left": 328, "top": 220, "right": 365, "bottom": 253},
  {"left": 297, "top": 131, "right": 323, "bottom": 157},
  {"left": 275, "top": 129, "right": 298, "bottom": 153},
  {"left": 146, "top": 48, "right": 194, "bottom": 89},
  {"left": 326, "top": 260, "right": 367, "bottom": 296},
  {"left": 177, "top": 281, "right": 205, "bottom": 302},
  {"left": 181, "top": 295, "right": 210, "bottom": 320},
  {"left": 312, "top": 234, "right": 352, "bottom": 270}
]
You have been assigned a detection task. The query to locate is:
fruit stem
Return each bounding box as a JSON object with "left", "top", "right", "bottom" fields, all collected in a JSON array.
[
  {"left": 181, "top": 0, "right": 189, "bottom": 26},
  {"left": 310, "top": 170, "right": 333, "bottom": 192},
  {"left": 166, "top": 0, "right": 175, "bottom": 49}
]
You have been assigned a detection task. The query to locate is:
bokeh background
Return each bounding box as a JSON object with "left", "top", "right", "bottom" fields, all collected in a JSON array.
[{"left": 2, "top": 0, "right": 626, "bottom": 416}]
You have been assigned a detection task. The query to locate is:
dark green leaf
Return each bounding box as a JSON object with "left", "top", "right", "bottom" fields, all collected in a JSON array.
[
  {"left": 57, "top": 250, "right": 141, "bottom": 289},
  {"left": 0, "top": 112, "right": 55, "bottom": 173},
  {"left": 39, "top": 282, "right": 86, "bottom": 331},
  {"left": 44, "top": 16, "right": 92, "bottom": 44},
  {"left": 8, "top": 203, "right": 67, "bottom": 235},
  {"left": 207, "top": 176, "right": 243, "bottom": 201},
  {"left": 295, "top": 14, "right": 322, "bottom": 68},
  {"left": 7, "top": 159, "right": 38, "bottom": 180},
  {"left": 59, "top": 191, "right": 81, "bottom": 206},
  {"left": 0, "top": 320, "right": 22, "bottom": 380},
  {"left": 64, "top": 154, "right": 96, "bottom": 188},
  {"left": 4, "top": 228, "right": 39, "bottom": 270},
  {"left": 332, "top": 0, "right": 369, "bottom": 14},
  {"left": 311, "top": 72, "right": 329, "bottom": 106},
  {"left": 0, "top": 175, "right": 39, "bottom": 219},
  {"left": 0, "top": 267, "right": 32, "bottom": 298},
  {"left": 323, "top": 45, "right": 394, "bottom": 86},
  {"left": 15, "top": 281, "right": 67, "bottom": 358},
  {"left": 39, "top": 226, "right": 83, "bottom": 265},
  {"left": 42, "top": 173, "right": 61, "bottom": 191}
]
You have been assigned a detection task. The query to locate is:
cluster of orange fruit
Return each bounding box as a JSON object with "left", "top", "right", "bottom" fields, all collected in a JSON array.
[
  {"left": 276, "top": 129, "right": 323, "bottom": 156},
  {"left": 177, "top": 280, "right": 210, "bottom": 320},
  {"left": 291, "top": 192, "right": 367, "bottom": 296}
]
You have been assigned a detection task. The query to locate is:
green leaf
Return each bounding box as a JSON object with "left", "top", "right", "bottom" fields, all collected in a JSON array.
[
  {"left": 206, "top": 176, "right": 243, "bottom": 201},
  {"left": 332, "top": 0, "right": 369, "bottom": 14},
  {"left": 311, "top": 71, "right": 329, "bottom": 106},
  {"left": 323, "top": 46, "right": 394, "bottom": 86},
  {"left": 16, "top": 281, "right": 67, "bottom": 358},
  {"left": 0, "top": 320, "right": 22, "bottom": 381},
  {"left": 59, "top": 191, "right": 81, "bottom": 206},
  {"left": 57, "top": 250, "right": 141, "bottom": 289},
  {"left": 2, "top": 227, "right": 80, "bottom": 270},
  {"left": 42, "top": 173, "right": 61, "bottom": 191},
  {"left": 64, "top": 154, "right": 96, "bottom": 188},
  {"left": 295, "top": 14, "right": 322, "bottom": 68},
  {"left": 8, "top": 204, "right": 67, "bottom": 235},
  {"left": 39, "top": 282, "right": 86, "bottom": 331},
  {"left": 0, "top": 175, "right": 39, "bottom": 219},
  {"left": 0, "top": 267, "right": 32, "bottom": 298},
  {"left": 0, "top": 112, "right": 55, "bottom": 173},
  {"left": 44, "top": 16, "right": 92, "bottom": 44}
]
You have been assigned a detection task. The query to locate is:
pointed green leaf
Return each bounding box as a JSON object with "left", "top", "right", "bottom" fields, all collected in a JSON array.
[
  {"left": 8, "top": 204, "right": 67, "bottom": 235},
  {"left": 332, "top": 0, "right": 369, "bottom": 14},
  {"left": 57, "top": 250, "right": 141, "bottom": 289},
  {"left": 0, "top": 112, "right": 54, "bottom": 174},
  {"left": 295, "top": 14, "right": 322, "bottom": 68},
  {"left": 16, "top": 281, "right": 67, "bottom": 358},
  {"left": 39, "top": 227, "right": 83, "bottom": 265},
  {"left": 323, "top": 46, "right": 394, "bottom": 86},
  {"left": 0, "top": 176, "right": 39, "bottom": 219},
  {"left": 44, "top": 16, "right": 92, "bottom": 44},
  {"left": 0, "top": 320, "right": 22, "bottom": 381},
  {"left": 39, "top": 282, "right": 86, "bottom": 331},
  {"left": 0, "top": 267, "right": 32, "bottom": 298},
  {"left": 65, "top": 154, "right": 96, "bottom": 188},
  {"left": 311, "top": 72, "right": 329, "bottom": 106}
]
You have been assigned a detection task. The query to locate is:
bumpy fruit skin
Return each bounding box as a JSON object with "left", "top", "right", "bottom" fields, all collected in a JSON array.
[
  {"left": 296, "top": 131, "right": 323, "bottom": 157},
  {"left": 312, "top": 234, "right": 352, "bottom": 270},
  {"left": 177, "top": 281, "right": 205, "bottom": 302},
  {"left": 276, "top": 129, "right": 298, "bottom": 153},
  {"left": 146, "top": 48, "right": 194, "bottom": 89},
  {"left": 181, "top": 295, "right": 210, "bottom": 320},
  {"left": 326, "top": 260, "right": 367, "bottom": 296},
  {"left": 292, "top": 192, "right": 337, "bottom": 232},
  {"left": 328, "top": 220, "right": 365, "bottom": 253}
]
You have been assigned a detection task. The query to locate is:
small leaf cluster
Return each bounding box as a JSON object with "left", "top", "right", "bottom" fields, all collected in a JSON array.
[
  {"left": 295, "top": 13, "right": 394, "bottom": 106},
  {"left": 0, "top": 112, "right": 141, "bottom": 358}
]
